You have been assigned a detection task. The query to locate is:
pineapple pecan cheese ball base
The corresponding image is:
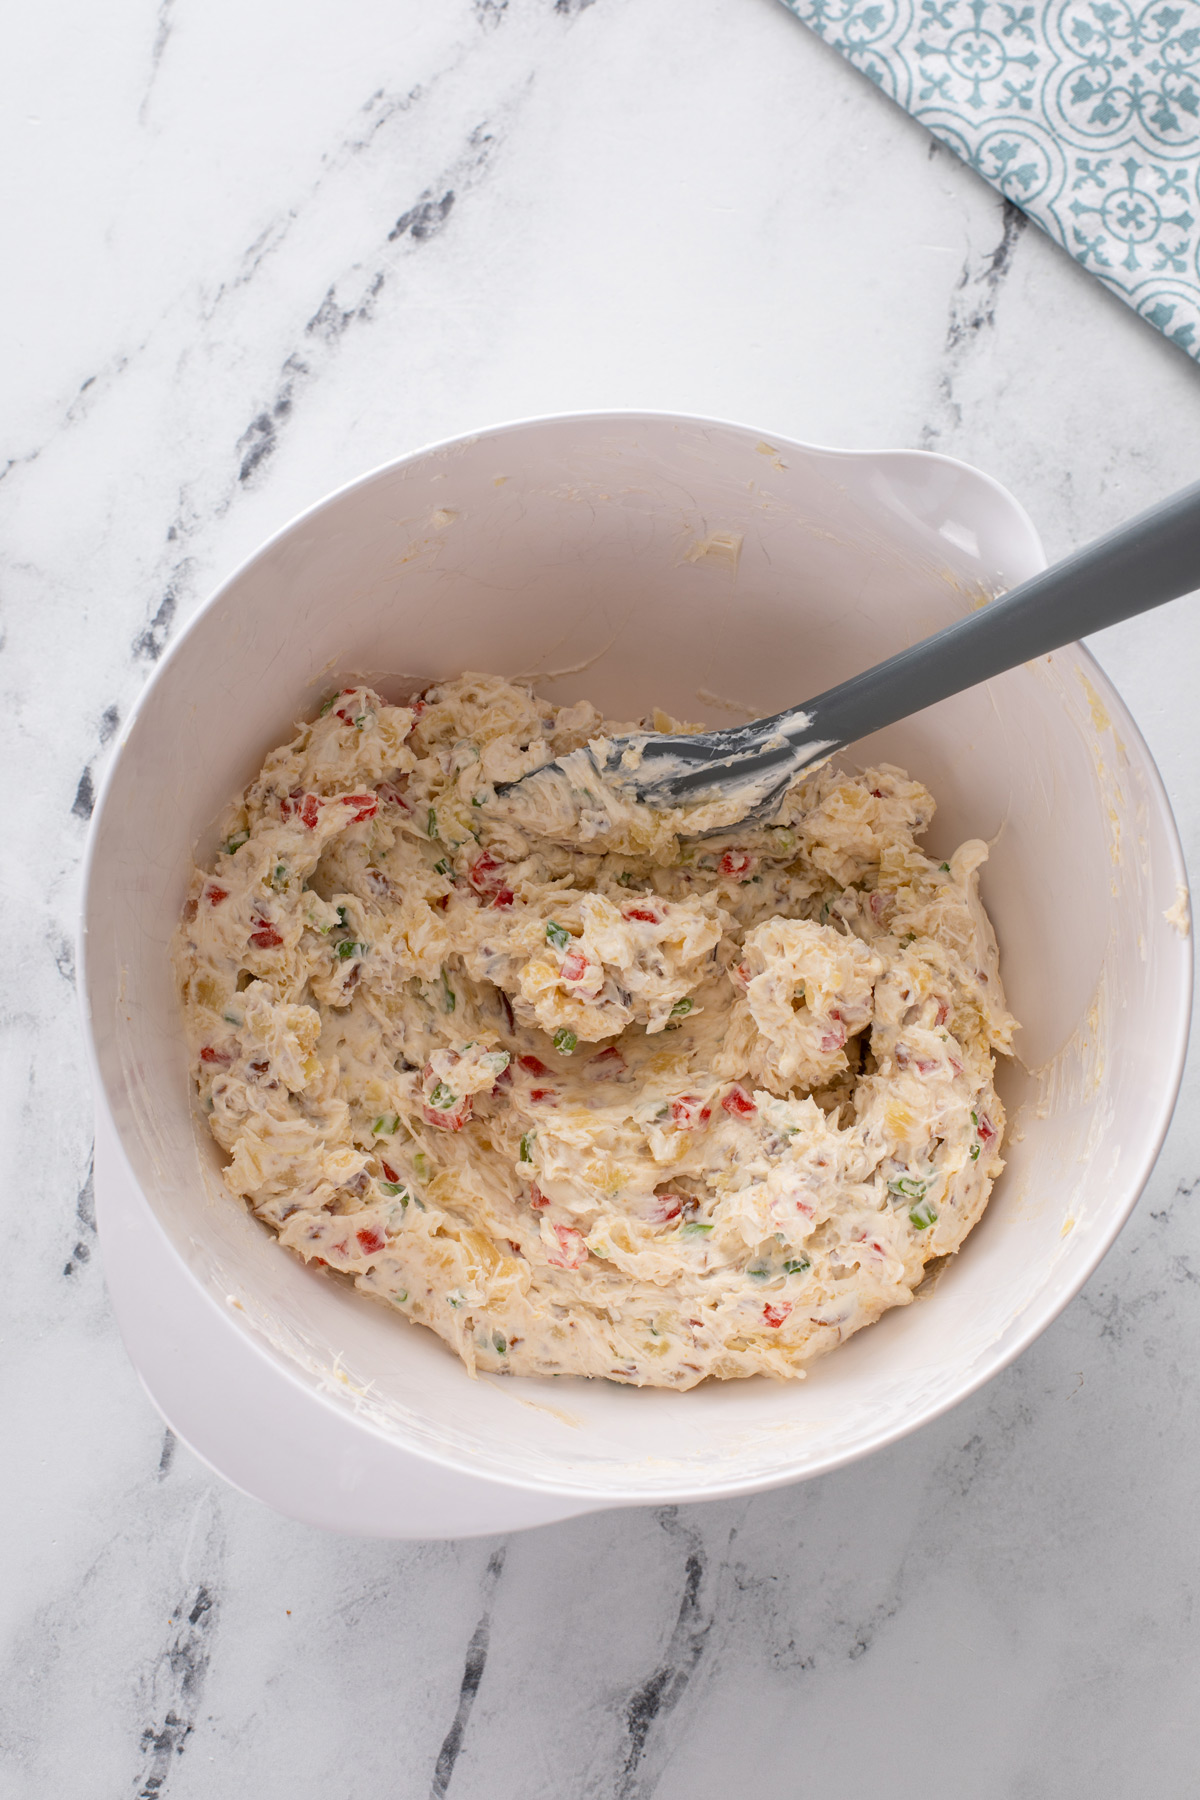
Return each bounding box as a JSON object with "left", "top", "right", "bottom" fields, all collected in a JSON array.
[{"left": 176, "top": 674, "right": 1015, "bottom": 1390}]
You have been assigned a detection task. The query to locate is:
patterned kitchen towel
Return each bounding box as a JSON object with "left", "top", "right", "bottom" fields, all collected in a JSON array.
[{"left": 778, "top": 0, "right": 1200, "bottom": 356}]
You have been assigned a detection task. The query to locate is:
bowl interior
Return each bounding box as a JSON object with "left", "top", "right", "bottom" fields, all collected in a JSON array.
[{"left": 83, "top": 415, "right": 1191, "bottom": 1497}]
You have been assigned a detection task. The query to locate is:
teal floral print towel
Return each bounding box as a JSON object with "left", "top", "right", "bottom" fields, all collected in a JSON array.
[{"left": 778, "top": 0, "right": 1200, "bottom": 355}]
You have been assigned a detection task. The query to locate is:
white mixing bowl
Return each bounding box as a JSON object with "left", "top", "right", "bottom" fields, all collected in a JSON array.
[{"left": 81, "top": 413, "right": 1192, "bottom": 1538}]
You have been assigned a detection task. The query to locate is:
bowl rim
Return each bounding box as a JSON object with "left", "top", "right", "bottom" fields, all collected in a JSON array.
[{"left": 79, "top": 408, "right": 1194, "bottom": 1505}]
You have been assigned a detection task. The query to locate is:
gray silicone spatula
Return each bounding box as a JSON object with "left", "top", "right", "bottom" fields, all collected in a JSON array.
[{"left": 496, "top": 477, "right": 1200, "bottom": 828}]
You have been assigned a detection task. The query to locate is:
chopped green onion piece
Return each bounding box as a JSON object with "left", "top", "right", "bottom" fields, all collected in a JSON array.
[
  {"left": 519, "top": 1132, "right": 535, "bottom": 1163},
  {"left": 909, "top": 1199, "right": 938, "bottom": 1230},
  {"left": 427, "top": 808, "right": 439, "bottom": 839},
  {"left": 429, "top": 1080, "right": 457, "bottom": 1110},
  {"left": 888, "top": 1176, "right": 928, "bottom": 1200},
  {"left": 682, "top": 1221, "right": 713, "bottom": 1235},
  {"left": 269, "top": 863, "right": 288, "bottom": 890},
  {"left": 939, "top": 861, "right": 951, "bottom": 873},
  {"left": 373, "top": 1113, "right": 400, "bottom": 1135},
  {"left": 380, "top": 1182, "right": 407, "bottom": 1199},
  {"left": 336, "top": 905, "right": 349, "bottom": 928},
  {"left": 472, "top": 795, "right": 484, "bottom": 807},
  {"left": 222, "top": 1012, "right": 243, "bottom": 1027},
  {"left": 320, "top": 696, "right": 335, "bottom": 716},
  {"left": 899, "top": 931, "right": 917, "bottom": 947},
  {"left": 670, "top": 997, "right": 693, "bottom": 1017},
  {"left": 545, "top": 920, "right": 571, "bottom": 950},
  {"left": 481, "top": 1049, "right": 510, "bottom": 1078},
  {"left": 441, "top": 968, "right": 456, "bottom": 1014},
  {"left": 617, "top": 871, "right": 635, "bottom": 886},
  {"left": 970, "top": 1110, "right": 978, "bottom": 1125},
  {"left": 222, "top": 830, "right": 250, "bottom": 855},
  {"left": 337, "top": 939, "right": 360, "bottom": 960},
  {"left": 553, "top": 1028, "right": 577, "bottom": 1054},
  {"left": 396, "top": 1289, "right": 408, "bottom": 1302},
  {"left": 493, "top": 1333, "right": 507, "bottom": 1354},
  {"left": 747, "top": 1263, "right": 770, "bottom": 1281},
  {"left": 784, "top": 1257, "right": 811, "bottom": 1275},
  {"left": 413, "top": 1152, "right": 431, "bottom": 1180},
  {"left": 969, "top": 1144, "right": 980, "bottom": 1161},
  {"left": 433, "top": 859, "right": 450, "bottom": 876}
]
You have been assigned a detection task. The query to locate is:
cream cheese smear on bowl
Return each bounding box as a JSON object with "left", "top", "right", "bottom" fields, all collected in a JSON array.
[{"left": 176, "top": 673, "right": 1015, "bottom": 1390}]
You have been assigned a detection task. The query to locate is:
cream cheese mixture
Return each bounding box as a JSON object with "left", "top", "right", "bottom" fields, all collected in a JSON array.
[{"left": 177, "top": 674, "right": 1015, "bottom": 1388}]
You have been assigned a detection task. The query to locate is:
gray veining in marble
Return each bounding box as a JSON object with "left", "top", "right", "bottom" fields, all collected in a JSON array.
[{"left": 2, "top": 0, "right": 1197, "bottom": 1794}]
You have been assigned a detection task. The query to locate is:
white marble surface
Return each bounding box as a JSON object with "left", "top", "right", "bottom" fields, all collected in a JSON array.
[{"left": 3, "top": 0, "right": 1198, "bottom": 1793}]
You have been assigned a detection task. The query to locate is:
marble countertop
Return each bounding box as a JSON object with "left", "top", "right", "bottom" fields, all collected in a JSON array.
[{"left": 3, "top": 0, "right": 1198, "bottom": 1793}]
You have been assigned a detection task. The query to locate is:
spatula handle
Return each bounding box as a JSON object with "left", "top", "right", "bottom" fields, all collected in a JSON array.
[{"left": 797, "top": 476, "right": 1200, "bottom": 750}]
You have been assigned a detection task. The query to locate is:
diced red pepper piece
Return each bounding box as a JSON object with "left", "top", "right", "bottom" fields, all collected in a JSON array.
[
  {"left": 356, "top": 1225, "right": 386, "bottom": 1255},
  {"left": 650, "top": 1193, "right": 682, "bottom": 1223},
  {"left": 205, "top": 884, "right": 229, "bottom": 906},
  {"left": 530, "top": 1183, "right": 550, "bottom": 1210},
  {"left": 722, "top": 1084, "right": 756, "bottom": 1117},
  {"left": 468, "top": 851, "right": 508, "bottom": 898},
  {"left": 518, "top": 1055, "right": 548, "bottom": 1076},
  {"left": 492, "top": 887, "right": 514, "bottom": 909},
  {"left": 547, "top": 1224, "right": 587, "bottom": 1269},
  {"left": 529, "top": 1087, "right": 557, "bottom": 1104},
  {"left": 560, "top": 949, "right": 588, "bottom": 983},
  {"left": 589, "top": 1046, "right": 626, "bottom": 1073},
  {"left": 249, "top": 919, "right": 284, "bottom": 949},
  {"left": 380, "top": 1160, "right": 399, "bottom": 1183},
  {"left": 719, "top": 850, "right": 755, "bottom": 880},
  {"left": 199, "top": 1046, "right": 231, "bottom": 1065},
  {"left": 341, "top": 793, "right": 378, "bottom": 822},
  {"left": 284, "top": 790, "right": 323, "bottom": 830},
  {"left": 762, "top": 1301, "right": 792, "bottom": 1329},
  {"left": 622, "top": 903, "right": 660, "bottom": 924},
  {"left": 934, "top": 999, "right": 950, "bottom": 1027},
  {"left": 379, "top": 782, "right": 411, "bottom": 811},
  {"left": 977, "top": 1112, "right": 996, "bottom": 1143},
  {"left": 670, "top": 1095, "right": 712, "bottom": 1129},
  {"left": 410, "top": 699, "right": 427, "bottom": 720}
]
